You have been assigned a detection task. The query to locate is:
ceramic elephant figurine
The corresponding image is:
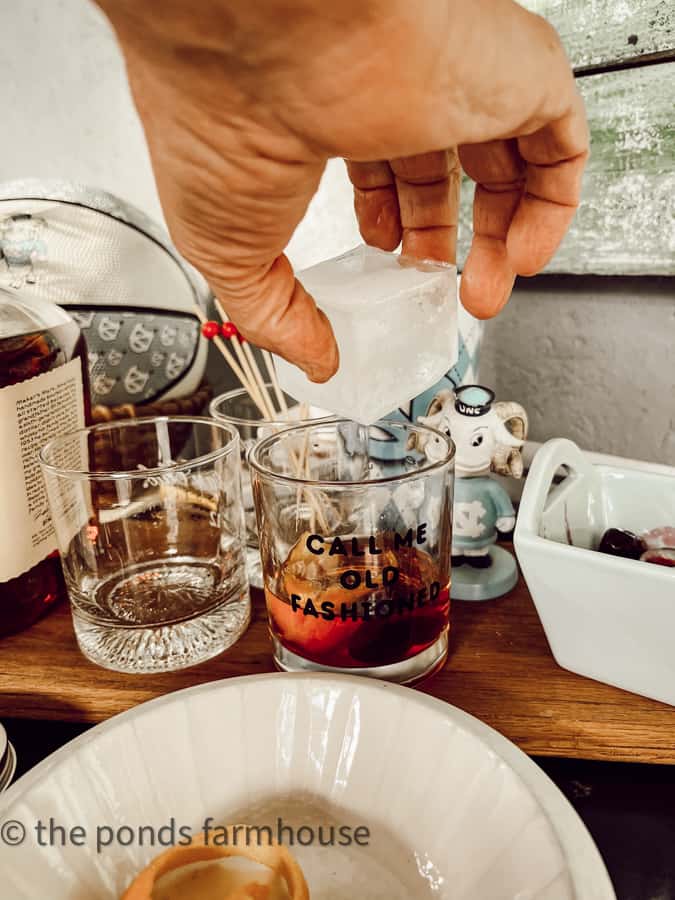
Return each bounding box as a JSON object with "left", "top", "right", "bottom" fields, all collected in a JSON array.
[{"left": 409, "top": 384, "right": 529, "bottom": 601}]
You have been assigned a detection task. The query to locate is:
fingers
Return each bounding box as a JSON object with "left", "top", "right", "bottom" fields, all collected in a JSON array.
[
  {"left": 347, "top": 160, "right": 402, "bottom": 251},
  {"left": 459, "top": 140, "right": 523, "bottom": 317},
  {"left": 222, "top": 255, "right": 339, "bottom": 384},
  {"left": 459, "top": 90, "right": 588, "bottom": 317},
  {"left": 171, "top": 158, "right": 339, "bottom": 382},
  {"left": 391, "top": 150, "right": 461, "bottom": 263},
  {"left": 132, "top": 81, "right": 339, "bottom": 382},
  {"left": 391, "top": 150, "right": 461, "bottom": 265},
  {"left": 348, "top": 150, "right": 461, "bottom": 264},
  {"left": 508, "top": 90, "right": 589, "bottom": 275}
]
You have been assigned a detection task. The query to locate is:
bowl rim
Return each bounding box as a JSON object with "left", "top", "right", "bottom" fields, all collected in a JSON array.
[{"left": 0, "top": 672, "right": 615, "bottom": 899}]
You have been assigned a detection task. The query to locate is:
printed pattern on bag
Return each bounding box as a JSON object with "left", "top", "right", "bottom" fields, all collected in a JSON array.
[{"left": 67, "top": 310, "right": 200, "bottom": 406}]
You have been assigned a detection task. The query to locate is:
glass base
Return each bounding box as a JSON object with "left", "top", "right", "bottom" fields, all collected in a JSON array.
[
  {"left": 271, "top": 628, "right": 448, "bottom": 686},
  {"left": 72, "top": 583, "right": 251, "bottom": 674}
]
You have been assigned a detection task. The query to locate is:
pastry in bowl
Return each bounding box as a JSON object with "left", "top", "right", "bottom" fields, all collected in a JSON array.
[{"left": 122, "top": 828, "right": 309, "bottom": 900}]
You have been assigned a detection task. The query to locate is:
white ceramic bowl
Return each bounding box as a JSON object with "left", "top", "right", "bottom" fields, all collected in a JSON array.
[
  {"left": 515, "top": 439, "right": 675, "bottom": 706},
  {"left": 0, "top": 674, "right": 613, "bottom": 899},
  {"left": 0, "top": 722, "right": 16, "bottom": 793}
]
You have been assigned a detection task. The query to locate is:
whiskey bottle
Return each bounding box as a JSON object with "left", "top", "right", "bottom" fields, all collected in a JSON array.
[{"left": 0, "top": 286, "right": 89, "bottom": 636}]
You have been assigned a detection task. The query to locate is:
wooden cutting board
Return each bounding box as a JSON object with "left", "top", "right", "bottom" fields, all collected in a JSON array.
[{"left": 1, "top": 573, "right": 673, "bottom": 764}]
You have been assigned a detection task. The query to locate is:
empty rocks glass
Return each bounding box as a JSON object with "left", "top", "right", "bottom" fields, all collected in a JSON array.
[{"left": 39, "top": 416, "right": 250, "bottom": 673}]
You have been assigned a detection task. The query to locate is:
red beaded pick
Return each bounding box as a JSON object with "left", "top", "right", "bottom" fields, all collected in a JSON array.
[
  {"left": 201, "top": 320, "right": 220, "bottom": 340},
  {"left": 220, "top": 321, "right": 238, "bottom": 340}
]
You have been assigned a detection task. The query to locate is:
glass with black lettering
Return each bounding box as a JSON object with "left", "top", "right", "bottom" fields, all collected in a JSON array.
[{"left": 249, "top": 420, "right": 454, "bottom": 684}]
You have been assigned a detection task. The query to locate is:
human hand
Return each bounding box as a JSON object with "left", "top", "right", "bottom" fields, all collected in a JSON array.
[{"left": 97, "top": 0, "right": 588, "bottom": 382}]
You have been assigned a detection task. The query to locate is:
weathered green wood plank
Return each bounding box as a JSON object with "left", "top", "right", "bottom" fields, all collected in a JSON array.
[
  {"left": 521, "top": 0, "right": 675, "bottom": 71},
  {"left": 458, "top": 62, "right": 675, "bottom": 276}
]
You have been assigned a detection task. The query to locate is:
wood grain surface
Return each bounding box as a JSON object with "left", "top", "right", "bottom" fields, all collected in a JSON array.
[
  {"left": 458, "top": 63, "right": 675, "bottom": 276},
  {"left": 523, "top": 0, "right": 674, "bottom": 71},
  {"left": 1, "top": 574, "right": 673, "bottom": 764}
]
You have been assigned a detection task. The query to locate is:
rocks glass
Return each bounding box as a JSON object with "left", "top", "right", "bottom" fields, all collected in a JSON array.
[
  {"left": 249, "top": 419, "right": 454, "bottom": 684},
  {"left": 39, "top": 416, "right": 249, "bottom": 673},
  {"left": 210, "top": 386, "right": 331, "bottom": 588}
]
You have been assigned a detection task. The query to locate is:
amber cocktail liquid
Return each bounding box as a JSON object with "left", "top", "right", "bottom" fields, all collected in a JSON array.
[
  {"left": 251, "top": 420, "right": 455, "bottom": 684},
  {"left": 267, "top": 530, "right": 450, "bottom": 670}
]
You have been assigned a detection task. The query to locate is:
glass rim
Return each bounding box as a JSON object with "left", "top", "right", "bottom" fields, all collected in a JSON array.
[
  {"left": 209, "top": 384, "right": 336, "bottom": 429},
  {"left": 39, "top": 415, "right": 240, "bottom": 481},
  {"left": 248, "top": 418, "right": 455, "bottom": 488}
]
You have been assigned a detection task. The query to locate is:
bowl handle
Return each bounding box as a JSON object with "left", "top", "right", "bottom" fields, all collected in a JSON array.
[{"left": 515, "top": 439, "right": 599, "bottom": 539}]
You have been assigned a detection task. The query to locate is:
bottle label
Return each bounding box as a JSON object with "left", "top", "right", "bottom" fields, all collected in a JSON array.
[{"left": 0, "top": 358, "right": 85, "bottom": 582}]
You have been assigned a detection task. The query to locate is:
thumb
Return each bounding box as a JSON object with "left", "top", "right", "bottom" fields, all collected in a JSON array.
[
  {"left": 125, "top": 61, "right": 338, "bottom": 383},
  {"left": 162, "top": 142, "right": 338, "bottom": 384},
  {"left": 222, "top": 253, "right": 339, "bottom": 385}
]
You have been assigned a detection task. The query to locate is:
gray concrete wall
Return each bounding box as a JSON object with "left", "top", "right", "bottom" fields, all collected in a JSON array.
[{"left": 479, "top": 276, "right": 675, "bottom": 465}]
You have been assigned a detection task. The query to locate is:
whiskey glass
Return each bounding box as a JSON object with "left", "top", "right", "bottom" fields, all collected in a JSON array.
[
  {"left": 39, "top": 416, "right": 249, "bottom": 673},
  {"left": 249, "top": 419, "right": 454, "bottom": 684},
  {"left": 210, "top": 385, "right": 332, "bottom": 588}
]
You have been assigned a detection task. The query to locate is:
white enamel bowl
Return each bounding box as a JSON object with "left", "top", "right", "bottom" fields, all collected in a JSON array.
[{"left": 0, "top": 674, "right": 614, "bottom": 899}]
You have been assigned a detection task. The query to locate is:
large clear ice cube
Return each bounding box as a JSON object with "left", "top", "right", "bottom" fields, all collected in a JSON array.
[{"left": 275, "top": 245, "right": 457, "bottom": 425}]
